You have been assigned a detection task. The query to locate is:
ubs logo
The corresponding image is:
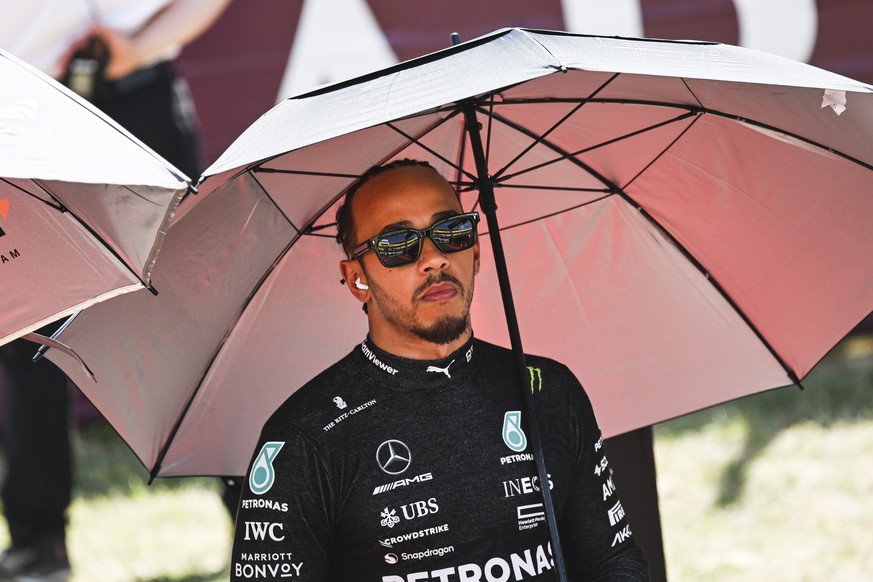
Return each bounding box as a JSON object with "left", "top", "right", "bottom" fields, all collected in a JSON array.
[{"left": 376, "top": 439, "right": 411, "bottom": 475}]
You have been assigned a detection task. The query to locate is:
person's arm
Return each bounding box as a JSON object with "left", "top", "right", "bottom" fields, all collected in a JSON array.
[
  {"left": 63, "top": 0, "right": 233, "bottom": 79},
  {"left": 558, "top": 367, "right": 650, "bottom": 581},
  {"left": 231, "top": 424, "right": 334, "bottom": 581}
]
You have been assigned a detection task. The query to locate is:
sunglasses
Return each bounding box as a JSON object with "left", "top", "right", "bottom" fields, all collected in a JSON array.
[{"left": 353, "top": 212, "right": 480, "bottom": 268}]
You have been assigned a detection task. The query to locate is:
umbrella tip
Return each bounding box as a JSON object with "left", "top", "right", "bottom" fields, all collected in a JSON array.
[{"left": 450, "top": 32, "right": 461, "bottom": 46}]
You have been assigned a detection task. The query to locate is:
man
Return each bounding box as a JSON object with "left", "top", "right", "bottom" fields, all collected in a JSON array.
[{"left": 231, "top": 159, "right": 649, "bottom": 581}]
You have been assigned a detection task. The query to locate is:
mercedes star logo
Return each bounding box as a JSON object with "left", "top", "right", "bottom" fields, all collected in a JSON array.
[{"left": 376, "top": 439, "right": 411, "bottom": 475}]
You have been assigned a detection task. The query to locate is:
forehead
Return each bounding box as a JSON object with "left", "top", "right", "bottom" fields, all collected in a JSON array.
[{"left": 351, "top": 166, "right": 462, "bottom": 233}]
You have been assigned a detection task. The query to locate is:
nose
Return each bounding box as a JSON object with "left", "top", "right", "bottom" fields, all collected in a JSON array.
[{"left": 417, "top": 236, "right": 449, "bottom": 273}]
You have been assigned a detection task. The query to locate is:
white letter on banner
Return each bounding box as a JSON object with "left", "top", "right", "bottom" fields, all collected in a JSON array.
[
  {"left": 276, "top": 0, "right": 398, "bottom": 100},
  {"left": 732, "top": 0, "right": 817, "bottom": 62},
  {"left": 560, "top": 0, "right": 643, "bottom": 37}
]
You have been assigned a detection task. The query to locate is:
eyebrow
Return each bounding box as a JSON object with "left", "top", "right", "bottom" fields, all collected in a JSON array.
[{"left": 378, "top": 209, "right": 459, "bottom": 235}]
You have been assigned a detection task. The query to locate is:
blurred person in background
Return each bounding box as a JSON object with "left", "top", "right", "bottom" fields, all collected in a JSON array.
[{"left": 0, "top": 1, "right": 232, "bottom": 579}]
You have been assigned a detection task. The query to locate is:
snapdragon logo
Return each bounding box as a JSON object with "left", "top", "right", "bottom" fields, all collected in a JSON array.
[
  {"left": 249, "top": 441, "right": 284, "bottom": 495},
  {"left": 400, "top": 545, "right": 455, "bottom": 561}
]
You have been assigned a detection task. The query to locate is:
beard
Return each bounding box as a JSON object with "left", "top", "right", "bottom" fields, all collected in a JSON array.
[
  {"left": 367, "top": 270, "right": 474, "bottom": 346},
  {"left": 409, "top": 312, "right": 470, "bottom": 345}
]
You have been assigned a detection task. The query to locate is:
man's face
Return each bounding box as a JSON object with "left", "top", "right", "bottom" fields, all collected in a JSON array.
[{"left": 345, "top": 165, "right": 480, "bottom": 350}]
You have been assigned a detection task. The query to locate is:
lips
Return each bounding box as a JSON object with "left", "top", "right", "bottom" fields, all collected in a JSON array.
[{"left": 419, "top": 282, "right": 458, "bottom": 302}]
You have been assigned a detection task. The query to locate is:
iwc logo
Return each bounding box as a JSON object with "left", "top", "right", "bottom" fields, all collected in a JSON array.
[
  {"left": 502, "top": 411, "right": 527, "bottom": 452},
  {"left": 376, "top": 439, "right": 411, "bottom": 475},
  {"left": 249, "top": 441, "right": 284, "bottom": 495}
]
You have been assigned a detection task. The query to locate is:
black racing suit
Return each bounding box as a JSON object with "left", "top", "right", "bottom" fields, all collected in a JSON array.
[{"left": 231, "top": 336, "right": 649, "bottom": 581}]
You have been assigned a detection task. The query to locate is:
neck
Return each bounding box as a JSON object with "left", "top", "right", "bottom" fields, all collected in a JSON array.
[{"left": 367, "top": 324, "right": 472, "bottom": 360}]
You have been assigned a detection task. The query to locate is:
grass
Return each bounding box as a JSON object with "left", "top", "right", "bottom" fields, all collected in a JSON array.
[
  {"left": 655, "top": 334, "right": 873, "bottom": 580},
  {"left": 0, "top": 422, "right": 233, "bottom": 582},
  {"left": 0, "top": 336, "right": 870, "bottom": 581}
]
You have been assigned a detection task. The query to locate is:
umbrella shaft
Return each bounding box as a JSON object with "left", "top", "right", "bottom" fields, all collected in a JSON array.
[{"left": 462, "top": 101, "right": 569, "bottom": 582}]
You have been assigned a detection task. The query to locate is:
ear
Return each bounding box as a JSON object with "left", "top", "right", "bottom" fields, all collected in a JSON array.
[
  {"left": 472, "top": 243, "right": 481, "bottom": 276},
  {"left": 340, "top": 259, "right": 369, "bottom": 303}
]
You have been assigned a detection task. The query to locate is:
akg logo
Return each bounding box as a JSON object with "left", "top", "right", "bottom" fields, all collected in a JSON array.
[
  {"left": 249, "top": 441, "right": 284, "bottom": 495},
  {"left": 376, "top": 439, "right": 411, "bottom": 475}
]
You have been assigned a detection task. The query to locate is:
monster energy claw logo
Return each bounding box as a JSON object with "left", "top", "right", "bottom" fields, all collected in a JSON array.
[
  {"left": 528, "top": 366, "right": 542, "bottom": 394},
  {"left": 502, "top": 411, "right": 527, "bottom": 452},
  {"left": 249, "top": 441, "right": 285, "bottom": 495}
]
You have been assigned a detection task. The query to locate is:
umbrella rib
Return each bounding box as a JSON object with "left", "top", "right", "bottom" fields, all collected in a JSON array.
[
  {"left": 491, "top": 72, "right": 621, "bottom": 181},
  {"left": 249, "top": 171, "right": 300, "bottom": 233},
  {"left": 1, "top": 178, "right": 65, "bottom": 212},
  {"left": 470, "top": 107, "right": 618, "bottom": 191},
  {"left": 253, "top": 168, "right": 362, "bottom": 179},
  {"left": 385, "top": 119, "right": 478, "bottom": 183},
  {"left": 494, "top": 96, "right": 873, "bottom": 172},
  {"left": 486, "top": 183, "right": 611, "bottom": 193},
  {"left": 704, "top": 109, "right": 873, "bottom": 172},
  {"left": 27, "top": 178, "right": 154, "bottom": 289},
  {"left": 611, "top": 190, "right": 803, "bottom": 387},
  {"left": 481, "top": 193, "right": 615, "bottom": 235},
  {"left": 456, "top": 111, "right": 471, "bottom": 207},
  {"left": 484, "top": 92, "right": 495, "bottom": 169},
  {"left": 301, "top": 116, "right": 469, "bottom": 240},
  {"left": 620, "top": 114, "right": 702, "bottom": 191},
  {"left": 681, "top": 78, "right": 705, "bottom": 109},
  {"left": 487, "top": 107, "right": 698, "bottom": 184}
]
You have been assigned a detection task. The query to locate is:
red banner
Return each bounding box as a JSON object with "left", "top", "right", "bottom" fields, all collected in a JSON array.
[{"left": 180, "top": 0, "right": 873, "bottom": 164}]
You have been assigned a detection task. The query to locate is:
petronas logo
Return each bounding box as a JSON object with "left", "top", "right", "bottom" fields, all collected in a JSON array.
[
  {"left": 249, "top": 441, "right": 284, "bottom": 495},
  {"left": 502, "top": 411, "right": 527, "bottom": 452}
]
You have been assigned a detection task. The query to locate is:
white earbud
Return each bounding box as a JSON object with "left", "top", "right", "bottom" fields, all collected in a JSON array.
[{"left": 354, "top": 277, "right": 369, "bottom": 290}]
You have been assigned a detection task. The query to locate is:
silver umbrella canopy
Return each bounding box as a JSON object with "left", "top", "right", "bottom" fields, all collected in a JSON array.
[
  {"left": 48, "top": 28, "right": 873, "bottom": 487},
  {"left": 0, "top": 49, "right": 189, "bottom": 346}
]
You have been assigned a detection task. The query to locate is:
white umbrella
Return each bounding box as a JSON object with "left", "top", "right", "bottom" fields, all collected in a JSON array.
[
  {"left": 46, "top": 29, "right": 873, "bottom": 483},
  {"left": 0, "top": 49, "right": 188, "bottom": 346}
]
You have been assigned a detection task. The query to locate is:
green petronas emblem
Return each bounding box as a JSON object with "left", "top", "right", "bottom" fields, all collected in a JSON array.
[
  {"left": 249, "top": 441, "right": 285, "bottom": 495},
  {"left": 502, "top": 411, "right": 527, "bottom": 452}
]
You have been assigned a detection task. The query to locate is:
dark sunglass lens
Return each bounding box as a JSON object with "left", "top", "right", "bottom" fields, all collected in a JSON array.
[
  {"left": 374, "top": 230, "right": 421, "bottom": 267},
  {"left": 431, "top": 216, "right": 477, "bottom": 252}
]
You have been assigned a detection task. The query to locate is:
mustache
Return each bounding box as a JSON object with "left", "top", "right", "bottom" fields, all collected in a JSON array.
[{"left": 414, "top": 272, "right": 464, "bottom": 300}]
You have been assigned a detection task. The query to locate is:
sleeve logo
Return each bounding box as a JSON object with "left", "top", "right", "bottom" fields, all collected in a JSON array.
[
  {"left": 502, "top": 411, "right": 527, "bottom": 452},
  {"left": 249, "top": 441, "right": 285, "bottom": 495}
]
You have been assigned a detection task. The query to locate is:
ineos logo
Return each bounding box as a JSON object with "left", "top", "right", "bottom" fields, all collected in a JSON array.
[{"left": 376, "top": 439, "right": 411, "bottom": 475}]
